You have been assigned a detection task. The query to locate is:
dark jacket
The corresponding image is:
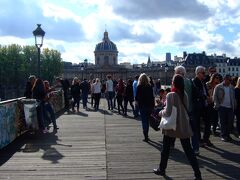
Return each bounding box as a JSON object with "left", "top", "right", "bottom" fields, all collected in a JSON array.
[
  {"left": 135, "top": 84, "right": 155, "bottom": 109},
  {"left": 124, "top": 84, "right": 134, "bottom": 102},
  {"left": 235, "top": 87, "right": 240, "bottom": 110},
  {"left": 24, "top": 81, "right": 33, "bottom": 98},
  {"left": 192, "top": 77, "right": 208, "bottom": 109},
  {"left": 80, "top": 80, "right": 90, "bottom": 94},
  {"left": 71, "top": 84, "right": 81, "bottom": 98}
]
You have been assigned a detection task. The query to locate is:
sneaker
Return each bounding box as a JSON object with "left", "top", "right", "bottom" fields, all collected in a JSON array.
[
  {"left": 221, "top": 137, "right": 228, "bottom": 142},
  {"left": 153, "top": 168, "right": 165, "bottom": 176}
]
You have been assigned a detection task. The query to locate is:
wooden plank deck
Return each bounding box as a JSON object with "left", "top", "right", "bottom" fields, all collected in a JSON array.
[{"left": 0, "top": 100, "right": 240, "bottom": 179}]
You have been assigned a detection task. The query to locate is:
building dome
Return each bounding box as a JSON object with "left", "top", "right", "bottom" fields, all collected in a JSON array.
[
  {"left": 95, "top": 31, "right": 118, "bottom": 52},
  {"left": 94, "top": 31, "right": 118, "bottom": 68}
]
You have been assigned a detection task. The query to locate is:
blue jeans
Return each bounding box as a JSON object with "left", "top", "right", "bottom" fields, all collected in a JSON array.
[
  {"left": 36, "top": 101, "right": 45, "bottom": 130},
  {"left": 44, "top": 102, "right": 57, "bottom": 128},
  {"left": 82, "top": 93, "right": 88, "bottom": 108},
  {"left": 107, "top": 91, "right": 114, "bottom": 109},
  {"left": 139, "top": 107, "right": 152, "bottom": 134}
]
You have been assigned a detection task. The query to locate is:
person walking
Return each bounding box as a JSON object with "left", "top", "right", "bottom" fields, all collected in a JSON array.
[
  {"left": 80, "top": 78, "right": 90, "bottom": 109},
  {"left": 135, "top": 73, "right": 155, "bottom": 142},
  {"left": 133, "top": 75, "right": 140, "bottom": 118},
  {"left": 71, "top": 77, "right": 81, "bottom": 112},
  {"left": 154, "top": 74, "right": 202, "bottom": 180},
  {"left": 106, "top": 75, "right": 114, "bottom": 110},
  {"left": 116, "top": 79, "right": 125, "bottom": 115},
  {"left": 124, "top": 79, "right": 135, "bottom": 116},
  {"left": 92, "top": 78, "right": 101, "bottom": 111}
]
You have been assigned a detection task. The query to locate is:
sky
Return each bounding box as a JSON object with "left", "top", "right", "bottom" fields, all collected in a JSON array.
[{"left": 0, "top": 0, "right": 240, "bottom": 64}]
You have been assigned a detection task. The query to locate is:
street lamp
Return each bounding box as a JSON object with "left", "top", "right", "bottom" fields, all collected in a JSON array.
[
  {"left": 164, "top": 63, "right": 169, "bottom": 86},
  {"left": 81, "top": 64, "right": 84, "bottom": 80},
  {"left": 33, "top": 24, "right": 45, "bottom": 78}
]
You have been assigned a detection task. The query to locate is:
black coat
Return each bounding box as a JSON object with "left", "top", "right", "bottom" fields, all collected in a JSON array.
[
  {"left": 192, "top": 77, "right": 208, "bottom": 109},
  {"left": 135, "top": 84, "right": 154, "bottom": 109}
]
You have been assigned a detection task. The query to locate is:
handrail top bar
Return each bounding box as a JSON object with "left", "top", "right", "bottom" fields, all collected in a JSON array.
[{"left": 0, "top": 97, "right": 26, "bottom": 105}]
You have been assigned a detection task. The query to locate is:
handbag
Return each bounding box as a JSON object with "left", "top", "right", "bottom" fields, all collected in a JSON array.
[
  {"left": 149, "top": 109, "right": 161, "bottom": 131},
  {"left": 159, "top": 94, "right": 177, "bottom": 130}
]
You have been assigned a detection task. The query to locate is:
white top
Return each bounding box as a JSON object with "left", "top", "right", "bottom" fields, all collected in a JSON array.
[
  {"left": 106, "top": 80, "right": 113, "bottom": 92},
  {"left": 221, "top": 86, "right": 231, "bottom": 108},
  {"left": 93, "top": 82, "right": 101, "bottom": 94}
]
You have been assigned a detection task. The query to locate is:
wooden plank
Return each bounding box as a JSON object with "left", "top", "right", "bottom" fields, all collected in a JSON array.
[{"left": 0, "top": 100, "right": 240, "bottom": 180}]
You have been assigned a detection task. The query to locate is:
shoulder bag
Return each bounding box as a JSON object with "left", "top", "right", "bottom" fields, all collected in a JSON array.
[{"left": 159, "top": 93, "right": 177, "bottom": 130}]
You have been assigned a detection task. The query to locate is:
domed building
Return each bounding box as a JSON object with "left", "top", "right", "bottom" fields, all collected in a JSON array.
[{"left": 94, "top": 31, "right": 118, "bottom": 68}]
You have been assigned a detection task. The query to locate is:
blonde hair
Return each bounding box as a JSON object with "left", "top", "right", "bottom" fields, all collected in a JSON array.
[
  {"left": 236, "top": 77, "right": 240, "bottom": 88},
  {"left": 72, "top": 77, "right": 79, "bottom": 85},
  {"left": 137, "top": 73, "right": 150, "bottom": 86}
]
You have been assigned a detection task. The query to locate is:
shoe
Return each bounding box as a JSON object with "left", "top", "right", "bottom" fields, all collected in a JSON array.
[
  {"left": 194, "top": 177, "right": 202, "bottom": 180},
  {"left": 143, "top": 137, "right": 149, "bottom": 142},
  {"left": 221, "top": 137, "right": 228, "bottom": 142},
  {"left": 153, "top": 168, "right": 165, "bottom": 176}
]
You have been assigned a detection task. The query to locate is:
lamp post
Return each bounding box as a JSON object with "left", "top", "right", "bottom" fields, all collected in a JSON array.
[
  {"left": 81, "top": 64, "right": 84, "bottom": 80},
  {"left": 164, "top": 63, "right": 169, "bottom": 86},
  {"left": 33, "top": 24, "right": 45, "bottom": 78}
]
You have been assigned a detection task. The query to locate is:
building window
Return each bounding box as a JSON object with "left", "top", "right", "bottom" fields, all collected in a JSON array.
[
  {"left": 228, "top": 67, "right": 230, "bottom": 71},
  {"left": 232, "top": 67, "right": 235, "bottom": 71},
  {"left": 223, "top": 69, "right": 225, "bottom": 73},
  {"left": 219, "top": 68, "right": 221, "bottom": 73}
]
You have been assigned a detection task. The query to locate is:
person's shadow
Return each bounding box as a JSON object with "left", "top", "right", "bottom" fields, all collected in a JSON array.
[{"left": 2, "top": 130, "right": 72, "bottom": 164}]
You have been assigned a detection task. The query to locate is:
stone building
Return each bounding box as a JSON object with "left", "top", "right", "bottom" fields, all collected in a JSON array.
[{"left": 63, "top": 31, "right": 176, "bottom": 85}]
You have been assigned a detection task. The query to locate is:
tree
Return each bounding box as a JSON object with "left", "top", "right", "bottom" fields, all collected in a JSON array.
[
  {"left": 0, "top": 44, "right": 63, "bottom": 99},
  {"left": 41, "top": 48, "right": 63, "bottom": 83}
]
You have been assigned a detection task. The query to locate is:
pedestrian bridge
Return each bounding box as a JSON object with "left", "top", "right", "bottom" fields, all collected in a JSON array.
[{"left": 0, "top": 95, "right": 240, "bottom": 179}]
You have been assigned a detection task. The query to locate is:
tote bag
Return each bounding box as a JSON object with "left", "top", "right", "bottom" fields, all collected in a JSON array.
[{"left": 159, "top": 94, "right": 177, "bottom": 130}]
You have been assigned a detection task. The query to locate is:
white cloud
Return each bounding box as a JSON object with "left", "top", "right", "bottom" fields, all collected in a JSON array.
[
  {"left": 0, "top": 0, "right": 240, "bottom": 64},
  {"left": 106, "top": 0, "right": 212, "bottom": 20}
]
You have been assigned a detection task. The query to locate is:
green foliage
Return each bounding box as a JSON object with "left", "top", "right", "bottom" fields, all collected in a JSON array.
[{"left": 0, "top": 44, "right": 63, "bottom": 87}]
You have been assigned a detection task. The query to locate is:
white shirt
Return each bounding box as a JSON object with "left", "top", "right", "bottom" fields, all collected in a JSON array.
[
  {"left": 93, "top": 82, "right": 101, "bottom": 94},
  {"left": 106, "top": 80, "right": 113, "bottom": 92},
  {"left": 221, "top": 86, "right": 231, "bottom": 108}
]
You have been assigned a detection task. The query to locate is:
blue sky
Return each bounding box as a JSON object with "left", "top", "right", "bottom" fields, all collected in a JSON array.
[{"left": 0, "top": 0, "right": 240, "bottom": 64}]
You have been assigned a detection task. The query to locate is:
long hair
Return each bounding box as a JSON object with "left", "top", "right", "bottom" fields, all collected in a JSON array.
[
  {"left": 208, "top": 73, "right": 219, "bottom": 84},
  {"left": 137, "top": 73, "right": 150, "bottom": 86},
  {"left": 172, "top": 74, "right": 185, "bottom": 101},
  {"left": 236, "top": 77, "right": 240, "bottom": 88}
]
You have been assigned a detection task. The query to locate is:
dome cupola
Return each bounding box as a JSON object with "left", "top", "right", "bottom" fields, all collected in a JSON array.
[
  {"left": 94, "top": 30, "right": 118, "bottom": 68},
  {"left": 95, "top": 31, "right": 118, "bottom": 52}
]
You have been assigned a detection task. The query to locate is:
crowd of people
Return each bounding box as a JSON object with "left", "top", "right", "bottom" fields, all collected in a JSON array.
[{"left": 24, "top": 65, "right": 240, "bottom": 179}]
